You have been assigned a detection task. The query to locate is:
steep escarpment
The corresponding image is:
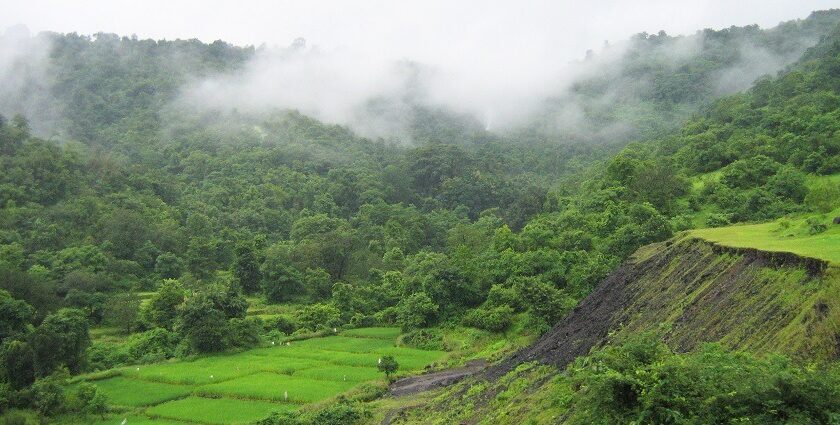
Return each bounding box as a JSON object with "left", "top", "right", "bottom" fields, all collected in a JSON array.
[{"left": 490, "top": 236, "right": 840, "bottom": 378}]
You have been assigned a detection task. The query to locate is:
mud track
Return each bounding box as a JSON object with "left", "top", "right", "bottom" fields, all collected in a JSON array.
[{"left": 389, "top": 359, "right": 487, "bottom": 397}]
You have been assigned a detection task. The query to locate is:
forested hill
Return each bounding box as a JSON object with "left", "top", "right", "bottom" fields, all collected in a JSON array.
[
  {"left": 5, "top": 10, "right": 840, "bottom": 160},
  {"left": 1, "top": 9, "right": 840, "bottom": 423},
  {"left": 517, "top": 9, "right": 840, "bottom": 145},
  {"left": 599, "top": 19, "right": 840, "bottom": 228}
]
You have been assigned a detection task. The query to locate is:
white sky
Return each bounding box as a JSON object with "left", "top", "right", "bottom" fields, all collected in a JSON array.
[
  {"left": 2, "top": 1, "right": 837, "bottom": 64},
  {"left": 2, "top": 0, "right": 838, "bottom": 134}
]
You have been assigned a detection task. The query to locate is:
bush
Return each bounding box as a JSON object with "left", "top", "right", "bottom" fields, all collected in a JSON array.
[
  {"left": 484, "top": 285, "right": 522, "bottom": 311},
  {"left": 68, "top": 382, "right": 107, "bottom": 417},
  {"left": 463, "top": 305, "right": 514, "bottom": 333},
  {"left": 349, "top": 313, "right": 376, "bottom": 328},
  {"left": 563, "top": 336, "right": 840, "bottom": 424},
  {"left": 296, "top": 304, "right": 341, "bottom": 332},
  {"left": 226, "top": 318, "right": 262, "bottom": 349},
  {"left": 705, "top": 213, "right": 732, "bottom": 228},
  {"left": 401, "top": 329, "right": 444, "bottom": 350},
  {"left": 31, "top": 377, "right": 64, "bottom": 416},
  {"left": 396, "top": 292, "right": 438, "bottom": 332},
  {"left": 805, "top": 180, "right": 840, "bottom": 213},
  {"left": 806, "top": 217, "right": 828, "bottom": 235},
  {"left": 257, "top": 401, "right": 371, "bottom": 425},
  {"left": 265, "top": 314, "right": 297, "bottom": 335}
]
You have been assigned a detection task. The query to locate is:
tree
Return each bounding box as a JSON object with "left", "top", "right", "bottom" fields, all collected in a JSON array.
[
  {"left": 261, "top": 250, "right": 303, "bottom": 303},
  {"left": 296, "top": 303, "right": 341, "bottom": 332},
  {"left": 396, "top": 292, "right": 438, "bottom": 332},
  {"left": 1, "top": 339, "right": 35, "bottom": 389},
  {"left": 178, "top": 293, "right": 229, "bottom": 353},
  {"left": 31, "top": 308, "right": 90, "bottom": 376},
  {"left": 234, "top": 242, "right": 262, "bottom": 294},
  {"left": 102, "top": 293, "right": 141, "bottom": 334},
  {"left": 142, "top": 280, "right": 186, "bottom": 330},
  {"left": 378, "top": 355, "right": 399, "bottom": 381},
  {"left": 154, "top": 252, "right": 184, "bottom": 279},
  {"left": 0, "top": 290, "right": 33, "bottom": 342}
]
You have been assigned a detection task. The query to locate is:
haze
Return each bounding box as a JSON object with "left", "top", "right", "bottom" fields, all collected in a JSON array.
[{"left": 2, "top": 0, "right": 839, "bottom": 138}]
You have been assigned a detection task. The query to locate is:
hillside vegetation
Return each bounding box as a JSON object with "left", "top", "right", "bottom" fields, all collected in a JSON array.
[{"left": 0, "top": 8, "right": 839, "bottom": 425}]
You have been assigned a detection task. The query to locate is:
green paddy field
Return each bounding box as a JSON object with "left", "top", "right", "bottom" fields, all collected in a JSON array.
[{"left": 59, "top": 328, "right": 443, "bottom": 425}]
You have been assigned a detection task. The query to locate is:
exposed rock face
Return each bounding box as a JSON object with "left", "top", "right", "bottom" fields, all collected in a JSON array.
[{"left": 487, "top": 237, "right": 838, "bottom": 379}]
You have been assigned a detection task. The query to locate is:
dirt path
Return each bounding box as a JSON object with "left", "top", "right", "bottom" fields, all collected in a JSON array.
[
  {"left": 381, "top": 359, "right": 487, "bottom": 424},
  {"left": 389, "top": 359, "right": 487, "bottom": 397}
]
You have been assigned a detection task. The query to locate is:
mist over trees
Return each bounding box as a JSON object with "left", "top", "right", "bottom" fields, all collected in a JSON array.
[{"left": 0, "top": 6, "right": 839, "bottom": 422}]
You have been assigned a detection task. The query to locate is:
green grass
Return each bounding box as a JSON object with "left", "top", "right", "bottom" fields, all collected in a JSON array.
[
  {"left": 342, "top": 327, "right": 402, "bottom": 340},
  {"left": 60, "top": 414, "right": 193, "bottom": 425},
  {"left": 690, "top": 210, "right": 840, "bottom": 265},
  {"left": 85, "top": 377, "right": 192, "bottom": 407},
  {"left": 146, "top": 396, "right": 294, "bottom": 425},
  {"left": 294, "top": 364, "right": 382, "bottom": 382},
  {"left": 121, "top": 354, "right": 321, "bottom": 385},
  {"left": 197, "top": 372, "right": 357, "bottom": 403},
  {"left": 68, "top": 328, "right": 445, "bottom": 424},
  {"left": 291, "top": 335, "right": 396, "bottom": 352},
  {"left": 89, "top": 326, "right": 129, "bottom": 343}
]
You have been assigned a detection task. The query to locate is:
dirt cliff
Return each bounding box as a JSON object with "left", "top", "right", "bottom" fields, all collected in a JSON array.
[{"left": 489, "top": 236, "right": 839, "bottom": 378}]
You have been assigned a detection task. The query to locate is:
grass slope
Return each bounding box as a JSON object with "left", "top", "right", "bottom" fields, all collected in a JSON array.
[{"left": 690, "top": 211, "right": 840, "bottom": 265}]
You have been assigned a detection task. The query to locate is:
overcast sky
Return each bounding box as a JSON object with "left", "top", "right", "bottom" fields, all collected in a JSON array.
[
  {"left": 3, "top": 0, "right": 838, "bottom": 135},
  {"left": 3, "top": 1, "right": 838, "bottom": 65}
]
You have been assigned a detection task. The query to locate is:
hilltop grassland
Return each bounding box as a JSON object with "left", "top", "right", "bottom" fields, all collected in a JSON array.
[{"left": 690, "top": 209, "right": 840, "bottom": 265}]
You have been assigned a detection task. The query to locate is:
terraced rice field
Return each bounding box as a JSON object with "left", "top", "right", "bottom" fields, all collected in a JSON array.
[{"left": 64, "top": 328, "right": 444, "bottom": 425}]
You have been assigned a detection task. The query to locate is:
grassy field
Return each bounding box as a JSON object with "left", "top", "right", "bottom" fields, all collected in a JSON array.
[
  {"left": 77, "top": 377, "right": 192, "bottom": 407},
  {"left": 146, "top": 396, "right": 293, "bottom": 425},
  {"left": 690, "top": 210, "right": 840, "bottom": 265},
  {"left": 59, "top": 327, "right": 444, "bottom": 425}
]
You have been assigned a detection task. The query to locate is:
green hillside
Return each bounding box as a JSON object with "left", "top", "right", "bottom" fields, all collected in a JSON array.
[
  {"left": 1, "top": 6, "right": 840, "bottom": 425},
  {"left": 691, "top": 210, "right": 840, "bottom": 265}
]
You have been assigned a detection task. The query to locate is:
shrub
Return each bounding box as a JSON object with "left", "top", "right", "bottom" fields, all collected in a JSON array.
[
  {"left": 68, "top": 382, "right": 107, "bottom": 417},
  {"left": 484, "top": 285, "right": 522, "bottom": 311},
  {"left": 296, "top": 304, "right": 341, "bottom": 331},
  {"left": 265, "top": 314, "right": 297, "bottom": 335},
  {"left": 377, "top": 355, "right": 399, "bottom": 381},
  {"left": 564, "top": 336, "right": 840, "bottom": 424},
  {"left": 226, "top": 318, "right": 262, "bottom": 349},
  {"left": 806, "top": 217, "right": 828, "bottom": 235},
  {"left": 31, "top": 377, "right": 64, "bottom": 416},
  {"left": 805, "top": 180, "right": 840, "bottom": 213},
  {"left": 705, "top": 213, "right": 732, "bottom": 228},
  {"left": 463, "top": 306, "right": 514, "bottom": 333},
  {"left": 401, "top": 329, "right": 444, "bottom": 350}
]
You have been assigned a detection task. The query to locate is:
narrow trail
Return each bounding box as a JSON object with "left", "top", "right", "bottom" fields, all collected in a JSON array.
[{"left": 381, "top": 359, "right": 487, "bottom": 424}]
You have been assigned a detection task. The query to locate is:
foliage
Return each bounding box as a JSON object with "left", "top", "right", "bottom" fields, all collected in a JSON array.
[
  {"left": 30, "top": 309, "right": 90, "bottom": 376},
  {"left": 463, "top": 305, "right": 514, "bottom": 333},
  {"left": 563, "top": 335, "right": 840, "bottom": 424},
  {"left": 377, "top": 355, "right": 399, "bottom": 380},
  {"left": 396, "top": 292, "right": 438, "bottom": 332}
]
